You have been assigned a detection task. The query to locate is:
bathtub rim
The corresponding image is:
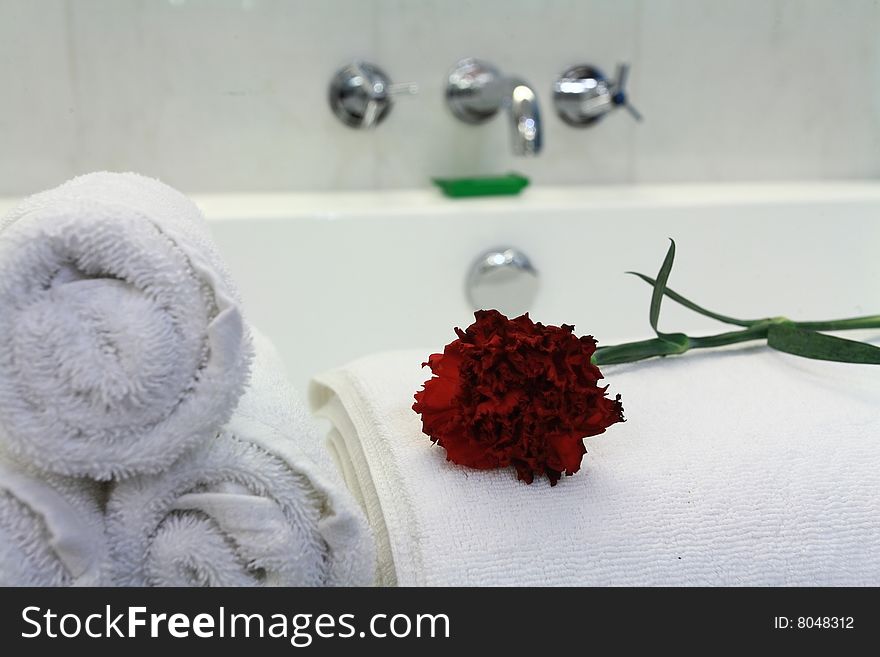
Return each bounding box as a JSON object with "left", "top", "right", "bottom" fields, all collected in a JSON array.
[{"left": 4, "top": 181, "right": 880, "bottom": 222}]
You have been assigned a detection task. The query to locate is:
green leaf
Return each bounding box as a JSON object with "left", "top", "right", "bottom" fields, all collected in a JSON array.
[
  {"left": 627, "top": 272, "right": 755, "bottom": 328},
  {"left": 648, "top": 239, "right": 677, "bottom": 340},
  {"left": 767, "top": 324, "right": 880, "bottom": 364}
]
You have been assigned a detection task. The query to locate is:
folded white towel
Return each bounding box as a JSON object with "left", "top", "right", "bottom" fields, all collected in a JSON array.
[
  {"left": 107, "top": 332, "right": 375, "bottom": 587},
  {"left": 0, "top": 452, "right": 108, "bottom": 586},
  {"left": 310, "top": 346, "right": 880, "bottom": 586},
  {"left": 0, "top": 172, "right": 252, "bottom": 479}
]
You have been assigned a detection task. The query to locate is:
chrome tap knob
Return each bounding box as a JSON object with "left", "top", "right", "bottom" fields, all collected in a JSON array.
[
  {"left": 446, "top": 58, "right": 543, "bottom": 156},
  {"left": 553, "top": 63, "right": 642, "bottom": 127},
  {"left": 329, "top": 61, "right": 418, "bottom": 129}
]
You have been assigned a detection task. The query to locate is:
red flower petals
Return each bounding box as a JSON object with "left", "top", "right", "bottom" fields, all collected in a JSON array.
[{"left": 413, "top": 310, "right": 624, "bottom": 486}]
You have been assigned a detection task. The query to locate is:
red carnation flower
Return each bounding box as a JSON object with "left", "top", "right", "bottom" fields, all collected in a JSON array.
[{"left": 413, "top": 309, "right": 624, "bottom": 486}]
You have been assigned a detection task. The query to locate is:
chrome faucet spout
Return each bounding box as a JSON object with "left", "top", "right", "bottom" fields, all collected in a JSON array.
[
  {"left": 446, "top": 59, "right": 543, "bottom": 157},
  {"left": 507, "top": 78, "right": 542, "bottom": 156}
]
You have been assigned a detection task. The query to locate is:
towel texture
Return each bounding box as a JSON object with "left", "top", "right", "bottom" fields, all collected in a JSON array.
[
  {"left": 108, "top": 332, "right": 375, "bottom": 587},
  {"left": 0, "top": 452, "right": 108, "bottom": 586},
  {"left": 0, "top": 172, "right": 252, "bottom": 479},
  {"left": 310, "top": 346, "right": 880, "bottom": 586}
]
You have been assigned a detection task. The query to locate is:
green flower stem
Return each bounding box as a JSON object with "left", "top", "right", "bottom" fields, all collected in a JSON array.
[
  {"left": 592, "top": 315, "right": 880, "bottom": 367},
  {"left": 791, "top": 315, "right": 880, "bottom": 331},
  {"left": 598, "top": 241, "right": 880, "bottom": 367},
  {"left": 686, "top": 322, "right": 772, "bottom": 348},
  {"left": 590, "top": 336, "right": 689, "bottom": 366}
]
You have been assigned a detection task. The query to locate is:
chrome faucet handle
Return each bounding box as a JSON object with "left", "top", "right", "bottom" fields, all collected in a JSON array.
[
  {"left": 329, "top": 61, "right": 418, "bottom": 129},
  {"left": 611, "top": 63, "right": 642, "bottom": 122},
  {"left": 553, "top": 63, "right": 642, "bottom": 127},
  {"left": 446, "top": 58, "right": 543, "bottom": 156}
]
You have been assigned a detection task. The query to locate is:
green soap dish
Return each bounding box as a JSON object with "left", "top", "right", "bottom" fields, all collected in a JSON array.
[{"left": 432, "top": 173, "right": 529, "bottom": 198}]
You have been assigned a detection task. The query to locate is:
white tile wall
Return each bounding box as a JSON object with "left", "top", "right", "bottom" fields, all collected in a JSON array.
[
  {"left": 0, "top": 0, "right": 78, "bottom": 193},
  {"left": 635, "top": 0, "right": 880, "bottom": 182},
  {"left": 1, "top": 0, "right": 878, "bottom": 195}
]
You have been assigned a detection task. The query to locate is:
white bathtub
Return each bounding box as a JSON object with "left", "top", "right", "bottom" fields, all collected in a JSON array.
[
  {"left": 192, "top": 183, "right": 880, "bottom": 391},
  {"left": 3, "top": 183, "right": 878, "bottom": 391}
]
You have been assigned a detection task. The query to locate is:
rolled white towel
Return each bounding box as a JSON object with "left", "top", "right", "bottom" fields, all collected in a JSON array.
[
  {"left": 107, "top": 331, "right": 375, "bottom": 587},
  {"left": 0, "top": 452, "right": 108, "bottom": 586},
  {"left": 310, "top": 347, "right": 880, "bottom": 586},
  {"left": 0, "top": 172, "right": 252, "bottom": 479}
]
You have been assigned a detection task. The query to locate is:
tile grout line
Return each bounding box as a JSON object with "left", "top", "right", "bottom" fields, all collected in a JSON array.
[
  {"left": 371, "top": 2, "right": 381, "bottom": 191},
  {"left": 63, "top": 0, "right": 84, "bottom": 177},
  {"left": 628, "top": 0, "right": 644, "bottom": 185}
]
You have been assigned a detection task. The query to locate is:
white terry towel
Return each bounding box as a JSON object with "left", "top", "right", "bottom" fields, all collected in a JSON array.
[
  {"left": 310, "top": 346, "right": 880, "bottom": 586},
  {"left": 107, "top": 332, "right": 375, "bottom": 587},
  {"left": 0, "top": 452, "right": 108, "bottom": 586},
  {"left": 0, "top": 172, "right": 252, "bottom": 479}
]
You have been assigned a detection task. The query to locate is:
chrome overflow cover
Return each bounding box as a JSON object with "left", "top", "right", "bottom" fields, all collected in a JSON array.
[{"left": 466, "top": 247, "right": 539, "bottom": 316}]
